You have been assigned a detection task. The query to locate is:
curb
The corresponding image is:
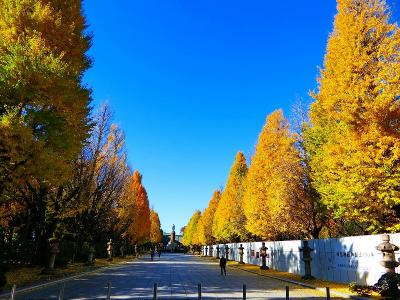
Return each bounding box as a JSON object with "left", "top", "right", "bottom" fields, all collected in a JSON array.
[
  {"left": 0, "top": 259, "right": 134, "bottom": 299},
  {"left": 230, "top": 264, "right": 371, "bottom": 300}
]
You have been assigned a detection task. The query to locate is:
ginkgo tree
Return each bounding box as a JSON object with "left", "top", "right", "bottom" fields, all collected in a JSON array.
[
  {"left": 243, "top": 110, "right": 308, "bottom": 240},
  {"left": 150, "top": 209, "right": 163, "bottom": 244},
  {"left": 197, "top": 190, "right": 221, "bottom": 245},
  {"left": 122, "top": 171, "right": 151, "bottom": 245},
  {"left": 213, "top": 152, "right": 248, "bottom": 242},
  {"left": 182, "top": 210, "right": 201, "bottom": 249},
  {"left": 0, "top": 0, "right": 92, "bottom": 266},
  {"left": 306, "top": 0, "right": 400, "bottom": 233}
]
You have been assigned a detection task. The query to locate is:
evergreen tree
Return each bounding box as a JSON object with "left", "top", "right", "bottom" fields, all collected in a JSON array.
[
  {"left": 213, "top": 152, "right": 248, "bottom": 242},
  {"left": 307, "top": 0, "right": 400, "bottom": 233}
]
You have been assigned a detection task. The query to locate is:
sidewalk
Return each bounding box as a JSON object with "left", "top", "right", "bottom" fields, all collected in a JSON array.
[
  {"left": 200, "top": 256, "right": 379, "bottom": 299},
  {"left": 0, "top": 257, "right": 135, "bottom": 299}
]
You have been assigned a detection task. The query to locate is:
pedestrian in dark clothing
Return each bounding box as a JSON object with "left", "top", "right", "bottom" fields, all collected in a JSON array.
[
  {"left": 158, "top": 250, "right": 161, "bottom": 258},
  {"left": 150, "top": 250, "right": 154, "bottom": 261},
  {"left": 219, "top": 256, "right": 227, "bottom": 276}
]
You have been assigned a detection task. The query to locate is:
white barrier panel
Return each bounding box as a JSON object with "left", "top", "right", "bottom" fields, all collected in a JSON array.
[{"left": 202, "top": 233, "right": 400, "bottom": 286}]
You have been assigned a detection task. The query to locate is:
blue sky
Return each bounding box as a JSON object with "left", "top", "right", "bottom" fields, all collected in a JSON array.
[{"left": 82, "top": 0, "right": 399, "bottom": 233}]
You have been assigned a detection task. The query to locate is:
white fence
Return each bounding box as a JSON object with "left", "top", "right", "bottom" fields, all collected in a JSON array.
[{"left": 203, "top": 233, "right": 400, "bottom": 286}]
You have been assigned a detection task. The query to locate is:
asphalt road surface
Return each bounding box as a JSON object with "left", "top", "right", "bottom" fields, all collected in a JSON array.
[{"left": 11, "top": 253, "right": 345, "bottom": 299}]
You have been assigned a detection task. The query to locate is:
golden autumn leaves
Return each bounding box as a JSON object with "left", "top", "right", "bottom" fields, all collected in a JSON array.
[
  {"left": 0, "top": 0, "right": 162, "bottom": 268},
  {"left": 184, "top": 110, "right": 318, "bottom": 245},
  {"left": 184, "top": 0, "right": 400, "bottom": 246}
]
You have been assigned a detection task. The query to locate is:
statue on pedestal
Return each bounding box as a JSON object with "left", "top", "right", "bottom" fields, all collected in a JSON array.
[{"left": 167, "top": 224, "right": 178, "bottom": 252}]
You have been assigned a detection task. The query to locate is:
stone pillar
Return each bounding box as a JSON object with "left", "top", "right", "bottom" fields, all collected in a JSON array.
[
  {"left": 88, "top": 245, "right": 95, "bottom": 264},
  {"left": 216, "top": 246, "right": 220, "bottom": 259},
  {"left": 107, "top": 239, "right": 113, "bottom": 261},
  {"left": 205, "top": 246, "right": 208, "bottom": 256},
  {"left": 48, "top": 237, "right": 59, "bottom": 271},
  {"left": 300, "top": 240, "right": 314, "bottom": 279},
  {"left": 120, "top": 244, "right": 125, "bottom": 258},
  {"left": 260, "top": 242, "right": 269, "bottom": 270},
  {"left": 238, "top": 244, "right": 245, "bottom": 264},
  {"left": 209, "top": 245, "right": 213, "bottom": 257},
  {"left": 225, "top": 244, "right": 229, "bottom": 260}
]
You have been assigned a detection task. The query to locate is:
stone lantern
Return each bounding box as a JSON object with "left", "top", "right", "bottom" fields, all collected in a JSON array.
[
  {"left": 300, "top": 240, "right": 314, "bottom": 279},
  {"left": 225, "top": 244, "right": 229, "bottom": 260},
  {"left": 238, "top": 244, "right": 245, "bottom": 264},
  {"left": 374, "top": 234, "right": 400, "bottom": 297},
  {"left": 260, "top": 242, "right": 269, "bottom": 270},
  {"left": 107, "top": 239, "right": 113, "bottom": 261},
  {"left": 377, "top": 234, "right": 400, "bottom": 273},
  {"left": 47, "top": 237, "right": 60, "bottom": 271},
  {"left": 88, "top": 244, "right": 95, "bottom": 265}
]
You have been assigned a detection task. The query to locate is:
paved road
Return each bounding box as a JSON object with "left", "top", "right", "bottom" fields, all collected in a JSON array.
[{"left": 12, "top": 253, "right": 345, "bottom": 299}]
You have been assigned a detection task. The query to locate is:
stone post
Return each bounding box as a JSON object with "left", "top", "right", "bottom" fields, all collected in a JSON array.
[
  {"left": 216, "top": 245, "right": 220, "bottom": 259},
  {"left": 205, "top": 246, "right": 208, "bottom": 256},
  {"left": 260, "top": 242, "right": 269, "bottom": 270},
  {"left": 48, "top": 237, "right": 59, "bottom": 271},
  {"left": 120, "top": 244, "right": 125, "bottom": 258},
  {"left": 107, "top": 239, "right": 113, "bottom": 261},
  {"left": 377, "top": 234, "right": 400, "bottom": 273},
  {"left": 300, "top": 240, "right": 314, "bottom": 279},
  {"left": 209, "top": 245, "right": 213, "bottom": 257},
  {"left": 88, "top": 245, "right": 95, "bottom": 264},
  {"left": 238, "top": 244, "right": 245, "bottom": 264},
  {"left": 225, "top": 244, "right": 229, "bottom": 260}
]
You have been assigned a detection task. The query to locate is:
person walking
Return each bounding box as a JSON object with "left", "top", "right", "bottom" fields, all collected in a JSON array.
[
  {"left": 219, "top": 256, "right": 227, "bottom": 276},
  {"left": 158, "top": 249, "right": 161, "bottom": 258},
  {"left": 150, "top": 249, "right": 155, "bottom": 261}
]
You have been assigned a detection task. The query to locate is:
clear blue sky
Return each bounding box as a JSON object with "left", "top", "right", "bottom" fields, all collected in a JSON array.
[{"left": 82, "top": 0, "right": 399, "bottom": 233}]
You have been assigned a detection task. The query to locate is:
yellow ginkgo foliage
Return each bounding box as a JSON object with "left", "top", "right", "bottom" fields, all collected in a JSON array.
[
  {"left": 197, "top": 190, "right": 221, "bottom": 245},
  {"left": 182, "top": 210, "right": 201, "bottom": 247},
  {"left": 149, "top": 210, "right": 163, "bottom": 244},
  {"left": 213, "top": 152, "right": 248, "bottom": 242},
  {"left": 306, "top": 0, "right": 400, "bottom": 233},
  {"left": 243, "top": 110, "right": 305, "bottom": 240}
]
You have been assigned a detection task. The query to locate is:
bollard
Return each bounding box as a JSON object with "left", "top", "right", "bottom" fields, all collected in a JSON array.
[
  {"left": 286, "top": 286, "right": 289, "bottom": 300},
  {"left": 153, "top": 283, "right": 157, "bottom": 300},
  {"left": 326, "top": 287, "right": 330, "bottom": 300},
  {"left": 58, "top": 283, "right": 65, "bottom": 300},
  {"left": 198, "top": 283, "right": 202, "bottom": 300},
  {"left": 106, "top": 282, "right": 111, "bottom": 300},
  {"left": 10, "top": 284, "right": 16, "bottom": 300},
  {"left": 243, "top": 284, "right": 246, "bottom": 300}
]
